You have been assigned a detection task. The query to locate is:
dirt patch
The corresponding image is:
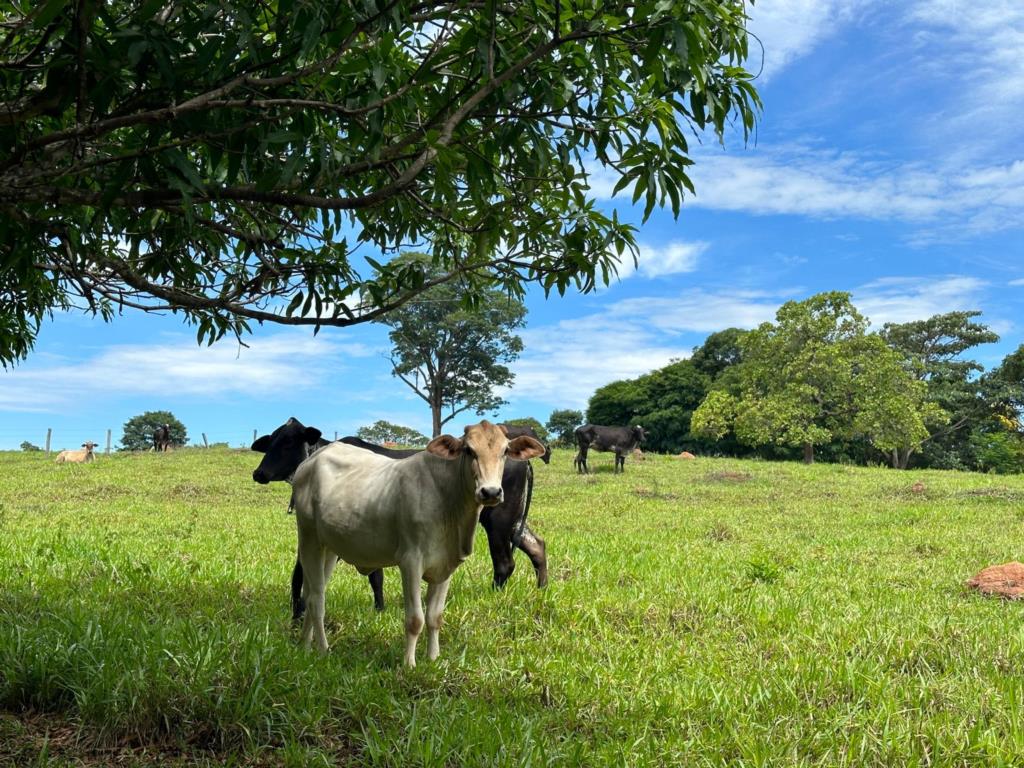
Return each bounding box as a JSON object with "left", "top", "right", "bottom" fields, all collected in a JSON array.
[
  {"left": 169, "top": 482, "right": 207, "bottom": 500},
  {"left": 705, "top": 470, "right": 753, "bottom": 483},
  {"left": 633, "top": 486, "right": 679, "bottom": 501},
  {"left": 0, "top": 710, "right": 357, "bottom": 767},
  {"left": 966, "top": 562, "right": 1024, "bottom": 599},
  {"left": 960, "top": 488, "right": 1024, "bottom": 502},
  {"left": 706, "top": 521, "right": 735, "bottom": 542},
  {"left": 75, "top": 483, "right": 133, "bottom": 500}
]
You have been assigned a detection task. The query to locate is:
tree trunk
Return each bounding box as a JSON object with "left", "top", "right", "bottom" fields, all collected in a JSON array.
[
  {"left": 803, "top": 442, "right": 815, "bottom": 464},
  {"left": 897, "top": 446, "right": 913, "bottom": 470},
  {"left": 431, "top": 402, "right": 442, "bottom": 438}
]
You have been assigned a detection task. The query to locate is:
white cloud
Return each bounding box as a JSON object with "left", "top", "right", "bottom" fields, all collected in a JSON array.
[
  {"left": 0, "top": 331, "right": 377, "bottom": 413},
  {"left": 676, "top": 147, "right": 1024, "bottom": 242},
  {"left": 582, "top": 135, "right": 1024, "bottom": 242},
  {"left": 854, "top": 275, "right": 989, "bottom": 325},
  {"left": 747, "top": 0, "right": 873, "bottom": 80},
  {"left": 906, "top": 1, "right": 1024, "bottom": 115},
  {"left": 1009, "top": 279, "right": 1024, "bottom": 287},
  {"left": 616, "top": 240, "right": 708, "bottom": 280},
  {"left": 508, "top": 288, "right": 786, "bottom": 406},
  {"left": 509, "top": 316, "right": 690, "bottom": 406},
  {"left": 608, "top": 290, "right": 783, "bottom": 335}
]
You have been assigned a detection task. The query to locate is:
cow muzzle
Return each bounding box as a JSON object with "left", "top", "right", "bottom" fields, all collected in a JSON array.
[
  {"left": 252, "top": 468, "right": 271, "bottom": 484},
  {"left": 476, "top": 486, "right": 503, "bottom": 505}
]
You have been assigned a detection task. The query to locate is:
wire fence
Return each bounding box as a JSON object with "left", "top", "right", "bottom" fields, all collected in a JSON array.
[{"left": 2, "top": 428, "right": 350, "bottom": 455}]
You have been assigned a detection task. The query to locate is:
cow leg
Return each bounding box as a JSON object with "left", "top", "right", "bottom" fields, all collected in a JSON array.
[
  {"left": 575, "top": 444, "right": 589, "bottom": 474},
  {"left": 297, "top": 534, "right": 330, "bottom": 653},
  {"left": 290, "top": 557, "right": 305, "bottom": 623},
  {"left": 615, "top": 451, "right": 624, "bottom": 473},
  {"left": 399, "top": 558, "right": 425, "bottom": 667},
  {"left": 424, "top": 577, "right": 452, "bottom": 661},
  {"left": 515, "top": 525, "right": 548, "bottom": 588},
  {"left": 484, "top": 522, "right": 515, "bottom": 589},
  {"left": 368, "top": 569, "right": 385, "bottom": 611},
  {"left": 323, "top": 553, "right": 339, "bottom": 581}
]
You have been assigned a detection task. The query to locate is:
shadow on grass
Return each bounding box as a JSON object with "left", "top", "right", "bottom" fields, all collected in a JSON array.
[{"left": 0, "top": 574, "right": 410, "bottom": 758}]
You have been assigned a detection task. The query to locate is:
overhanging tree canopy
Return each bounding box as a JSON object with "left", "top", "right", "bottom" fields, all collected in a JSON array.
[{"left": 0, "top": 0, "right": 760, "bottom": 366}]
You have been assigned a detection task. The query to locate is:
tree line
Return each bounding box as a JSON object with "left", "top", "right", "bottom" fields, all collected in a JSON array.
[{"left": 581, "top": 292, "right": 1024, "bottom": 473}]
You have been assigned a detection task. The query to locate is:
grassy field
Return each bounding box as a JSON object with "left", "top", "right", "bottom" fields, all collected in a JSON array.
[{"left": 2, "top": 447, "right": 1024, "bottom": 766}]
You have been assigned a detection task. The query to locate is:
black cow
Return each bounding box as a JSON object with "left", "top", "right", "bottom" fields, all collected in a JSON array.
[
  {"left": 499, "top": 424, "right": 552, "bottom": 465},
  {"left": 153, "top": 424, "right": 172, "bottom": 452},
  {"left": 251, "top": 419, "right": 548, "bottom": 623},
  {"left": 573, "top": 424, "right": 646, "bottom": 474}
]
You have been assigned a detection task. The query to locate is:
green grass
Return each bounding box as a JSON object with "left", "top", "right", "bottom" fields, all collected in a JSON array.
[{"left": 3, "top": 447, "right": 1024, "bottom": 766}]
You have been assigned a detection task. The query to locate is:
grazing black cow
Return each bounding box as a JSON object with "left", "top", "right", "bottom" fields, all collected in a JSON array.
[
  {"left": 573, "top": 424, "right": 646, "bottom": 474},
  {"left": 153, "top": 423, "right": 172, "bottom": 452},
  {"left": 251, "top": 420, "right": 548, "bottom": 623},
  {"left": 499, "top": 424, "right": 552, "bottom": 465}
]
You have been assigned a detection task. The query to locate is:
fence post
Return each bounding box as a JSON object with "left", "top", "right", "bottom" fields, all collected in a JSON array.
[
  {"left": 106, "top": 429, "right": 112, "bottom": 455},
  {"left": 202, "top": 433, "right": 209, "bottom": 448},
  {"left": 253, "top": 428, "right": 257, "bottom": 445},
  {"left": 45, "top": 428, "right": 52, "bottom": 456},
  {"left": 334, "top": 431, "right": 338, "bottom": 441}
]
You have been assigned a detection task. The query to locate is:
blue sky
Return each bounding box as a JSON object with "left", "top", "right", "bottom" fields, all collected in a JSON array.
[{"left": 2, "top": 0, "right": 1023, "bottom": 451}]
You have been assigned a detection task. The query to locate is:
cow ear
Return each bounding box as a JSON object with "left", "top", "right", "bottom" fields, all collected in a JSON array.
[
  {"left": 426, "top": 434, "right": 462, "bottom": 460},
  {"left": 303, "top": 427, "right": 322, "bottom": 445},
  {"left": 508, "top": 436, "right": 545, "bottom": 461},
  {"left": 251, "top": 435, "right": 271, "bottom": 453}
]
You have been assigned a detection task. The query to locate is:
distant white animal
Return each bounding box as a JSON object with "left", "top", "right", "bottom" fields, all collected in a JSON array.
[
  {"left": 55, "top": 441, "right": 97, "bottom": 464},
  {"left": 290, "top": 420, "right": 545, "bottom": 665}
]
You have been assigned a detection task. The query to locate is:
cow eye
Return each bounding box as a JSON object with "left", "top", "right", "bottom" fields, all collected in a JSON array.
[{"left": 465, "top": 446, "right": 476, "bottom": 458}]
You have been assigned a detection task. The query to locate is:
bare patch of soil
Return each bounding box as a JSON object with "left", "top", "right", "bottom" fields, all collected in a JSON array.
[
  {"left": 633, "top": 486, "right": 679, "bottom": 501},
  {"left": 965, "top": 562, "right": 1024, "bottom": 600},
  {"left": 706, "top": 521, "right": 735, "bottom": 542},
  {"left": 960, "top": 488, "right": 1024, "bottom": 503},
  {"left": 0, "top": 711, "right": 358, "bottom": 767},
  {"left": 705, "top": 470, "right": 753, "bottom": 483}
]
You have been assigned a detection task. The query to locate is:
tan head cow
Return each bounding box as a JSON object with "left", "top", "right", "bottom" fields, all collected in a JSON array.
[{"left": 55, "top": 441, "right": 98, "bottom": 463}]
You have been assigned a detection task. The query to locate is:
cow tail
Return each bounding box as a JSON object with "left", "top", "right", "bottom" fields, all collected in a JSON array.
[{"left": 512, "top": 462, "right": 534, "bottom": 547}]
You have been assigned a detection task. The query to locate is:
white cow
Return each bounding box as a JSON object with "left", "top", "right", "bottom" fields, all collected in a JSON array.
[
  {"left": 290, "top": 420, "right": 544, "bottom": 665},
  {"left": 55, "top": 441, "right": 97, "bottom": 463}
]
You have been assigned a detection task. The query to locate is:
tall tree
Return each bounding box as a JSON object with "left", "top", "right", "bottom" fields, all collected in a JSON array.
[
  {"left": 690, "top": 328, "right": 747, "bottom": 379},
  {"left": 586, "top": 379, "right": 649, "bottom": 428},
  {"left": 545, "top": 409, "right": 584, "bottom": 446},
  {"left": 355, "top": 421, "right": 428, "bottom": 447},
  {"left": 0, "top": 1, "right": 760, "bottom": 366},
  {"left": 382, "top": 262, "right": 525, "bottom": 436},
  {"left": 881, "top": 311, "right": 999, "bottom": 468},
  {"left": 692, "top": 293, "right": 940, "bottom": 464}
]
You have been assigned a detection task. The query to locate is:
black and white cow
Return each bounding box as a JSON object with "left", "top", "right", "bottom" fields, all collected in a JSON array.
[
  {"left": 250, "top": 419, "right": 548, "bottom": 622},
  {"left": 573, "top": 424, "right": 646, "bottom": 474}
]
